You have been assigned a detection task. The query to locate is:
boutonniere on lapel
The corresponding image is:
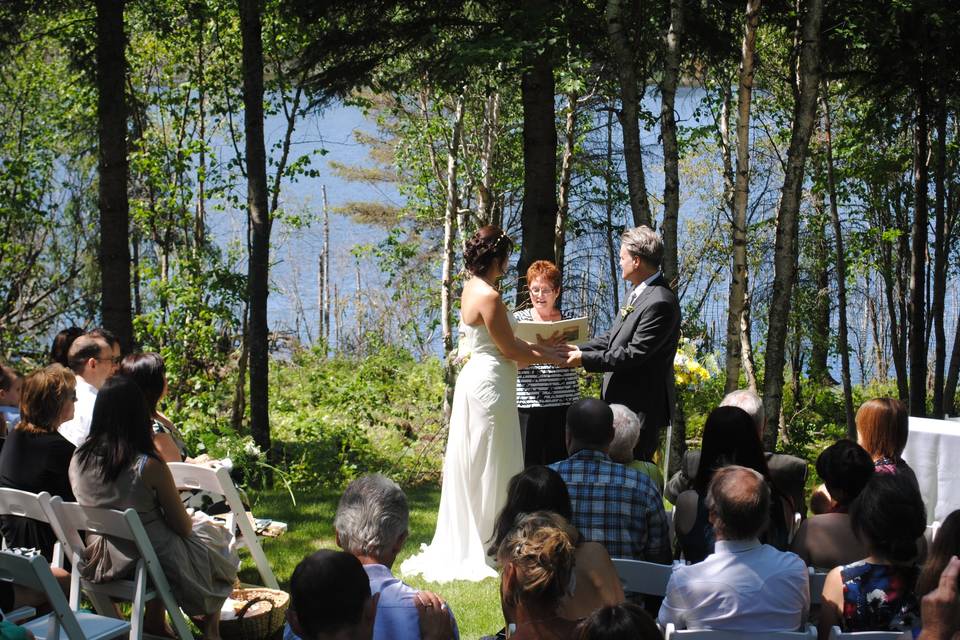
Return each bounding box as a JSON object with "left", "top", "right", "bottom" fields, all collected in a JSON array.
[{"left": 620, "top": 304, "right": 635, "bottom": 318}]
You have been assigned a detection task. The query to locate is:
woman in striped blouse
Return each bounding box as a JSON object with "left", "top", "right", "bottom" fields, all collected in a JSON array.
[{"left": 515, "top": 260, "right": 580, "bottom": 467}]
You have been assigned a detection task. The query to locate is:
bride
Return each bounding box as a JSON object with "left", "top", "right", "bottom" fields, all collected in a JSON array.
[{"left": 401, "top": 225, "right": 565, "bottom": 583}]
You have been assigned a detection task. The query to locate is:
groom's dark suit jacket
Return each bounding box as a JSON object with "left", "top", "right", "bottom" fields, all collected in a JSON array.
[{"left": 580, "top": 274, "right": 681, "bottom": 458}]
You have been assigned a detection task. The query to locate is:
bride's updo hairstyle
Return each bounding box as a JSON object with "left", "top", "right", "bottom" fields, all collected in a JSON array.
[
  {"left": 498, "top": 511, "right": 577, "bottom": 609},
  {"left": 465, "top": 225, "right": 514, "bottom": 276}
]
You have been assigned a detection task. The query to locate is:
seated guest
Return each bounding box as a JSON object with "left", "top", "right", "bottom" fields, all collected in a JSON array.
[
  {"left": 857, "top": 397, "right": 918, "bottom": 483},
  {"left": 576, "top": 603, "right": 662, "bottom": 640},
  {"left": 58, "top": 332, "right": 119, "bottom": 447},
  {"left": 333, "top": 474, "right": 458, "bottom": 640},
  {"left": 665, "top": 389, "right": 808, "bottom": 514},
  {"left": 609, "top": 404, "right": 663, "bottom": 490},
  {"left": 917, "top": 510, "right": 960, "bottom": 598},
  {"left": 917, "top": 556, "right": 960, "bottom": 640},
  {"left": 497, "top": 511, "right": 581, "bottom": 640},
  {"left": 813, "top": 397, "right": 922, "bottom": 513},
  {"left": 287, "top": 550, "right": 378, "bottom": 640},
  {"left": 0, "top": 363, "right": 22, "bottom": 433},
  {"left": 119, "top": 353, "right": 189, "bottom": 462},
  {"left": 674, "top": 406, "right": 792, "bottom": 562},
  {"left": 550, "top": 399, "right": 669, "bottom": 563},
  {"left": 791, "top": 440, "right": 872, "bottom": 569},
  {"left": 49, "top": 327, "right": 84, "bottom": 368},
  {"left": 818, "top": 473, "right": 926, "bottom": 639},
  {"left": 0, "top": 365, "right": 77, "bottom": 559},
  {"left": 489, "top": 466, "right": 624, "bottom": 620},
  {"left": 70, "top": 375, "right": 237, "bottom": 640},
  {"left": 659, "top": 466, "right": 809, "bottom": 632}
]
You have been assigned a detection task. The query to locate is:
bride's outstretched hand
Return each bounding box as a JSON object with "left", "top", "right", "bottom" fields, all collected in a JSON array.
[{"left": 535, "top": 330, "right": 565, "bottom": 347}]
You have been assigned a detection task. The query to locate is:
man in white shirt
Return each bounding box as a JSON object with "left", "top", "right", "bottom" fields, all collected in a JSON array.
[
  {"left": 58, "top": 331, "right": 120, "bottom": 447},
  {"left": 659, "top": 465, "right": 810, "bottom": 632}
]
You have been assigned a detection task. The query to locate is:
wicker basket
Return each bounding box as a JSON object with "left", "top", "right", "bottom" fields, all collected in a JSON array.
[{"left": 219, "top": 587, "right": 290, "bottom": 640}]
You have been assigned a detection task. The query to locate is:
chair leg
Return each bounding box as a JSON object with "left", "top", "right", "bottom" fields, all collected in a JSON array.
[{"left": 130, "top": 564, "right": 149, "bottom": 640}]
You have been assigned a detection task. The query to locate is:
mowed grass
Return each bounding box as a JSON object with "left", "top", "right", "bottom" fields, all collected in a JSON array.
[{"left": 239, "top": 485, "right": 501, "bottom": 640}]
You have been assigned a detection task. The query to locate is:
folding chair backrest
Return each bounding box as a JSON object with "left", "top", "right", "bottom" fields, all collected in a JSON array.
[
  {"left": 0, "top": 489, "right": 66, "bottom": 568},
  {"left": 47, "top": 499, "right": 195, "bottom": 640},
  {"left": 0, "top": 550, "right": 87, "bottom": 639},
  {"left": 808, "top": 567, "right": 828, "bottom": 606},
  {"left": 611, "top": 558, "right": 674, "bottom": 597},
  {"left": 167, "top": 462, "right": 278, "bottom": 589},
  {"left": 664, "top": 623, "right": 817, "bottom": 639},
  {"left": 829, "top": 627, "right": 910, "bottom": 639}
]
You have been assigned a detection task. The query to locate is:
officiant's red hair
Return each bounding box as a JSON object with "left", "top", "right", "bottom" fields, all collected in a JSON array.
[{"left": 525, "top": 260, "right": 561, "bottom": 291}]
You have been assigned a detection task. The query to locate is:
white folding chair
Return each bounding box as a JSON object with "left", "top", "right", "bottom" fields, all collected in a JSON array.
[
  {"left": 4, "top": 605, "right": 36, "bottom": 623},
  {"left": 611, "top": 558, "right": 674, "bottom": 597},
  {"left": 808, "top": 566, "right": 828, "bottom": 606},
  {"left": 663, "top": 623, "right": 817, "bottom": 639},
  {"left": 167, "top": 462, "right": 278, "bottom": 588},
  {"left": 828, "top": 628, "right": 910, "bottom": 639},
  {"left": 0, "top": 550, "right": 129, "bottom": 640},
  {"left": 45, "top": 498, "right": 194, "bottom": 640},
  {"left": 0, "top": 489, "right": 65, "bottom": 568},
  {"left": 925, "top": 521, "right": 941, "bottom": 544}
]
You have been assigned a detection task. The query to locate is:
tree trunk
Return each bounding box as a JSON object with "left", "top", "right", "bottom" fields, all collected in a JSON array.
[
  {"left": 821, "top": 84, "right": 855, "bottom": 438},
  {"left": 724, "top": 0, "right": 761, "bottom": 394},
  {"left": 605, "top": 109, "right": 620, "bottom": 316},
  {"left": 809, "top": 170, "right": 832, "bottom": 384},
  {"left": 931, "top": 100, "right": 947, "bottom": 417},
  {"left": 478, "top": 90, "right": 500, "bottom": 226},
  {"left": 95, "top": 0, "right": 134, "bottom": 351},
  {"left": 660, "top": 0, "right": 683, "bottom": 284},
  {"left": 740, "top": 284, "right": 758, "bottom": 391},
  {"left": 239, "top": 0, "right": 271, "bottom": 455},
  {"left": 606, "top": 0, "right": 652, "bottom": 227},
  {"left": 762, "top": 0, "right": 823, "bottom": 449},
  {"left": 517, "top": 39, "right": 558, "bottom": 301},
  {"left": 441, "top": 95, "right": 465, "bottom": 423},
  {"left": 908, "top": 77, "right": 929, "bottom": 417},
  {"left": 555, "top": 92, "right": 578, "bottom": 275}
]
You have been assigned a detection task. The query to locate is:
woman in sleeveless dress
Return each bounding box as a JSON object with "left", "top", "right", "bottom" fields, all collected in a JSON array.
[
  {"left": 401, "top": 225, "right": 565, "bottom": 583},
  {"left": 69, "top": 375, "right": 237, "bottom": 639}
]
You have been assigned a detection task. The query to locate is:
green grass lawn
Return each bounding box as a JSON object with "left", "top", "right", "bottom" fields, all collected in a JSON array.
[{"left": 240, "top": 485, "right": 500, "bottom": 640}]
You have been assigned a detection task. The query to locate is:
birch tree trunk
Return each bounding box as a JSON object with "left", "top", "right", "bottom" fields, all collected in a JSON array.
[
  {"left": 556, "top": 92, "right": 578, "bottom": 275},
  {"left": 740, "top": 285, "right": 758, "bottom": 391},
  {"left": 441, "top": 95, "right": 465, "bottom": 423},
  {"left": 724, "top": 0, "right": 761, "bottom": 394},
  {"left": 605, "top": 110, "right": 621, "bottom": 316},
  {"left": 239, "top": 0, "right": 271, "bottom": 455},
  {"left": 478, "top": 90, "right": 500, "bottom": 227},
  {"left": 821, "top": 85, "right": 856, "bottom": 438},
  {"left": 762, "top": 0, "right": 824, "bottom": 448},
  {"left": 606, "top": 0, "right": 652, "bottom": 227},
  {"left": 660, "top": 0, "right": 684, "bottom": 284}
]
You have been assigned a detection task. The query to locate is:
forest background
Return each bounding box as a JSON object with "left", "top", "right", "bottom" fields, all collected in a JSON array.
[{"left": 0, "top": 0, "right": 958, "bottom": 492}]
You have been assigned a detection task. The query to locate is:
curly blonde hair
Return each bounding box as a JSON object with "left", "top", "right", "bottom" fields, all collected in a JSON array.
[
  {"left": 19, "top": 364, "right": 76, "bottom": 434},
  {"left": 497, "top": 511, "right": 577, "bottom": 609}
]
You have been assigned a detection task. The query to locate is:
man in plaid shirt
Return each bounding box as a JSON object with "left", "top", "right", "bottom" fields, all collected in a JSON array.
[{"left": 550, "top": 398, "right": 670, "bottom": 562}]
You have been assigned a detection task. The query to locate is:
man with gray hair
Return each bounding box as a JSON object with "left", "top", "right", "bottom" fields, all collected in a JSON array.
[
  {"left": 659, "top": 466, "right": 809, "bottom": 632},
  {"left": 608, "top": 404, "right": 664, "bottom": 489},
  {"left": 664, "top": 389, "right": 808, "bottom": 514},
  {"left": 287, "top": 475, "right": 458, "bottom": 640},
  {"left": 565, "top": 225, "right": 681, "bottom": 461}
]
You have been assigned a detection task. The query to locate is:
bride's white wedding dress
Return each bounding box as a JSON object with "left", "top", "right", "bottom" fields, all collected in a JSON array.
[{"left": 400, "top": 316, "right": 523, "bottom": 582}]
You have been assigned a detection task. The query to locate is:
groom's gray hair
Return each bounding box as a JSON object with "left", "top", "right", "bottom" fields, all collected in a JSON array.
[
  {"left": 621, "top": 225, "right": 663, "bottom": 268},
  {"left": 334, "top": 474, "right": 409, "bottom": 560}
]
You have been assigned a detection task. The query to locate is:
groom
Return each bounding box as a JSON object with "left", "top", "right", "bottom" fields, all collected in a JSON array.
[{"left": 565, "top": 225, "right": 681, "bottom": 459}]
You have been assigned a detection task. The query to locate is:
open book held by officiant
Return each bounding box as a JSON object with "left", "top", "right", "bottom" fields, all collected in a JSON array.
[{"left": 515, "top": 316, "right": 589, "bottom": 345}]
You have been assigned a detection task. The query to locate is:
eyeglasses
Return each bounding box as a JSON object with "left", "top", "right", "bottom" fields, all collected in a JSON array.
[
  {"left": 96, "top": 356, "right": 123, "bottom": 365},
  {"left": 71, "top": 394, "right": 78, "bottom": 402},
  {"left": 529, "top": 287, "right": 556, "bottom": 296}
]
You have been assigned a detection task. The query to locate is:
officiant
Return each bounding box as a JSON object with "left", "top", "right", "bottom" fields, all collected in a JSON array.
[{"left": 514, "top": 260, "right": 580, "bottom": 467}]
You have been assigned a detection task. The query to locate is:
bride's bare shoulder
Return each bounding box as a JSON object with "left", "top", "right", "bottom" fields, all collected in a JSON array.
[{"left": 462, "top": 277, "right": 501, "bottom": 303}]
